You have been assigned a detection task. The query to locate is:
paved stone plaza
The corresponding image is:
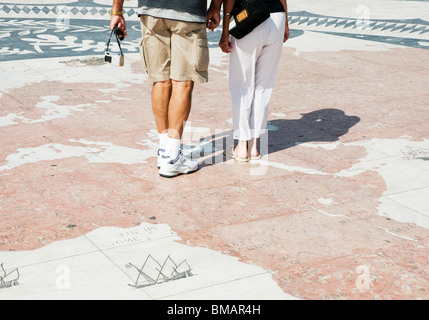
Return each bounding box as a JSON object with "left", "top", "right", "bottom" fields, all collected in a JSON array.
[{"left": 0, "top": 0, "right": 428, "bottom": 300}]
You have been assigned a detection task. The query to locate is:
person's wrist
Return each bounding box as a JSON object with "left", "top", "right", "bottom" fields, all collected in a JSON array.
[
  {"left": 209, "top": 1, "right": 222, "bottom": 11},
  {"left": 110, "top": 10, "right": 123, "bottom": 16}
]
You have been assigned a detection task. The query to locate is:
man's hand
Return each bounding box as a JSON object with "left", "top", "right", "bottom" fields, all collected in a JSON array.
[
  {"left": 110, "top": 14, "right": 127, "bottom": 38},
  {"left": 206, "top": 7, "right": 221, "bottom": 31}
]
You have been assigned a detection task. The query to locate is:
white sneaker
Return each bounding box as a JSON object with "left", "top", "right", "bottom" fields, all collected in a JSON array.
[
  {"left": 159, "top": 150, "right": 199, "bottom": 178},
  {"left": 157, "top": 148, "right": 166, "bottom": 169}
]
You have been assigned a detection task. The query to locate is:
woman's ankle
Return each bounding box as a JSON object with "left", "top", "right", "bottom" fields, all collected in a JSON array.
[
  {"left": 249, "top": 138, "right": 259, "bottom": 157},
  {"left": 235, "top": 141, "right": 248, "bottom": 158}
]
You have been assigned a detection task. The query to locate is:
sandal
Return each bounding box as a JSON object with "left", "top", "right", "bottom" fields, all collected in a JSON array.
[
  {"left": 250, "top": 154, "right": 261, "bottom": 161},
  {"left": 224, "top": 146, "right": 249, "bottom": 162}
]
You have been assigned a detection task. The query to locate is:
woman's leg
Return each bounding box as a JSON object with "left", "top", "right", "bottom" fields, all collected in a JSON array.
[
  {"left": 250, "top": 12, "right": 286, "bottom": 155},
  {"left": 229, "top": 27, "right": 262, "bottom": 143},
  {"left": 248, "top": 138, "right": 259, "bottom": 158}
]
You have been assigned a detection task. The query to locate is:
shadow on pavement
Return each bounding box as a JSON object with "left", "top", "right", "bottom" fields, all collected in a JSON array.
[{"left": 196, "top": 108, "right": 360, "bottom": 167}]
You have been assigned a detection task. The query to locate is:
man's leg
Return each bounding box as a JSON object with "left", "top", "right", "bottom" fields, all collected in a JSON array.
[
  {"left": 152, "top": 79, "right": 172, "bottom": 135},
  {"left": 158, "top": 80, "right": 199, "bottom": 177},
  {"left": 168, "top": 80, "right": 194, "bottom": 140},
  {"left": 140, "top": 15, "right": 172, "bottom": 164},
  {"left": 158, "top": 19, "right": 205, "bottom": 177},
  {"left": 164, "top": 80, "right": 194, "bottom": 160},
  {"left": 152, "top": 80, "right": 172, "bottom": 167}
]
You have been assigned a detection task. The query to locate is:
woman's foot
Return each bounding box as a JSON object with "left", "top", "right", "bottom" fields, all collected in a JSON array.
[
  {"left": 225, "top": 139, "right": 260, "bottom": 162},
  {"left": 234, "top": 140, "right": 248, "bottom": 160},
  {"left": 248, "top": 138, "right": 260, "bottom": 159}
]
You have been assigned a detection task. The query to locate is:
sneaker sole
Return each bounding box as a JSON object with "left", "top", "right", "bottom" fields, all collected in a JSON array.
[{"left": 159, "top": 167, "right": 198, "bottom": 178}]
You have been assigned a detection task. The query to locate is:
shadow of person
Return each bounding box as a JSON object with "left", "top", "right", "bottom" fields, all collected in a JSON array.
[
  {"left": 194, "top": 108, "right": 360, "bottom": 167},
  {"left": 266, "top": 108, "right": 361, "bottom": 154}
]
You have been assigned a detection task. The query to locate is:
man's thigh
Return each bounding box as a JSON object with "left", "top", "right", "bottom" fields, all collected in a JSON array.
[
  {"left": 140, "top": 16, "right": 209, "bottom": 84},
  {"left": 168, "top": 19, "right": 209, "bottom": 83},
  {"left": 140, "top": 15, "right": 172, "bottom": 83}
]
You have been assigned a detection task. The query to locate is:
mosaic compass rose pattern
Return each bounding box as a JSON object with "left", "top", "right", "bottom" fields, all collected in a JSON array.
[{"left": 0, "top": 0, "right": 428, "bottom": 61}]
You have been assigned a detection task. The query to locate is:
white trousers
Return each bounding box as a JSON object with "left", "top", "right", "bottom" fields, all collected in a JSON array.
[{"left": 229, "top": 12, "right": 285, "bottom": 141}]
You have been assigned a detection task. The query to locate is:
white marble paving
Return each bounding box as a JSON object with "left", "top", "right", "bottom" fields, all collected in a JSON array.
[
  {"left": 1, "top": 251, "right": 150, "bottom": 300},
  {"left": 287, "top": 31, "right": 402, "bottom": 54},
  {"left": 164, "top": 273, "right": 296, "bottom": 300},
  {"left": 0, "top": 54, "right": 146, "bottom": 100},
  {"left": 377, "top": 197, "right": 429, "bottom": 229},
  {"left": 290, "top": 0, "right": 429, "bottom": 20},
  {"left": 386, "top": 187, "right": 429, "bottom": 214},
  {"left": 0, "top": 223, "right": 297, "bottom": 300}
]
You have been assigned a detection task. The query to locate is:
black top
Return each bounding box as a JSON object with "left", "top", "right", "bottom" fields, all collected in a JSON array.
[
  {"left": 263, "top": 0, "right": 285, "bottom": 13},
  {"left": 138, "top": 0, "right": 207, "bottom": 17}
]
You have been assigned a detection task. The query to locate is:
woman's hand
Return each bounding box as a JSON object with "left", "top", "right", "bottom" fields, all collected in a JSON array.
[
  {"left": 284, "top": 23, "right": 290, "bottom": 42},
  {"left": 280, "top": 0, "right": 289, "bottom": 42},
  {"left": 219, "top": 31, "right": 232, "bottom": 53}
]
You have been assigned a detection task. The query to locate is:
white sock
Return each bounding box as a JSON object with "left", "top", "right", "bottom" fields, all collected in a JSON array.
[
  {"left": 158, "top": 133, "right": 168, "bottom": 151},
  {"left": 166, "top": 137, "right": 181, "bottom": 160}
]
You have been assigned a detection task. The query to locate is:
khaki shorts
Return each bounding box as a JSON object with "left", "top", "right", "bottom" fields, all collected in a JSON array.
[{"left": 139, "top": 15, "right": 209, "bottom": 83}]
